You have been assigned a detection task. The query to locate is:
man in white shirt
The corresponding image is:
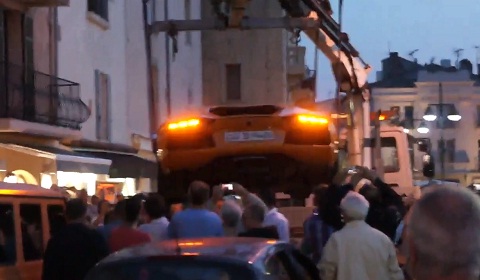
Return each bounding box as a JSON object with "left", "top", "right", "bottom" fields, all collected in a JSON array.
[
  {"left": 319, "top": 191, "right": 404, "bottom": 280},
  {"left": 139, "top": 194, "right": 169, "bottom": 241},
  {"left": 258, "top": 188, "right": 290, "bottom": 242}
]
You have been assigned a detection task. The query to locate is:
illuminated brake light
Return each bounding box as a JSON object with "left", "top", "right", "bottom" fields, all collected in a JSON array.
[
  {"left": 297, "top": 115, "right": 328, "bottom": 124},
  {"left": 178, "top": 242, "right": 203, "bottom": 246},
  {"left": 378, "top": 115, "right": 386, "bottom": 121},
  {"left": 167, "top": 119, "right": 200, "bottom": 130}
]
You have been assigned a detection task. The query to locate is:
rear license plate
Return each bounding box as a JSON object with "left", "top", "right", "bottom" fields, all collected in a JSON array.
[{"left": 224, "top": 130, "right": 275, "bottom": 142}]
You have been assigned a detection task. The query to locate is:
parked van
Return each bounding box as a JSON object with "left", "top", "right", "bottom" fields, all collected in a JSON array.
[{"left": 0, "top": 182, "right": 65, "bottom": 280}]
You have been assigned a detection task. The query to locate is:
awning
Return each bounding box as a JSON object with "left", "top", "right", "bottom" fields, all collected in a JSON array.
[
  {"left": 72, "top": 149, "right": 158, "bottom": 179},
  {"left": 13, "top": 144, "right": 112, "bottom": 174}
]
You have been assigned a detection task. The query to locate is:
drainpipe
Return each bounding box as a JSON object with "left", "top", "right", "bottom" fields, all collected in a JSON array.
[
  {"left": 53, "top": 8, "right": 58, "bottom": 77},
  {"left": 142, "top": 0, "right": 159, "bottom": 154},
  {"left": 164, "top": 0, "right": 172, "bottom": 117}
]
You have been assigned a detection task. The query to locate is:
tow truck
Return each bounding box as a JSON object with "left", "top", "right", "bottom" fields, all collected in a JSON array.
[{"left": 150, "top": 1, "right": 430, "bottom": 209}]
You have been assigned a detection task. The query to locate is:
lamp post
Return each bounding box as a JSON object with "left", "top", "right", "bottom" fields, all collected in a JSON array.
[{"left": 421, "top": 82, "right": 461, "bottom": 180}]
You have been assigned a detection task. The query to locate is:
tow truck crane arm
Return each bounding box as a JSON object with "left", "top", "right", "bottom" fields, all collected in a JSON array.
[{"left": 148, "top": 0, "right": 373, "bottom": 167}]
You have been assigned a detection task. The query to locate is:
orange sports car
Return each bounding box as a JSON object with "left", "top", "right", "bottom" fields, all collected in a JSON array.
[{"left": 157, "top": 104, "right": 337, "bottom": 202}]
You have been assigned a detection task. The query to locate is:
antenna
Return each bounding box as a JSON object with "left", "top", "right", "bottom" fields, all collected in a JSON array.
[
  {"left": 475, "top": 45, "right": 480, "bottom": 65},
  {"left": 453, "top": 48, "right": 464, "bottom": 68},
  {"left": 408, "top": 49, "right": 419, "bottom": 60}
]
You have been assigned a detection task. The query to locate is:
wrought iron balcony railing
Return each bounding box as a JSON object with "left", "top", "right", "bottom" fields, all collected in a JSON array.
[{"left": 0, "top": 62, "right": 91, "bottom": 130}]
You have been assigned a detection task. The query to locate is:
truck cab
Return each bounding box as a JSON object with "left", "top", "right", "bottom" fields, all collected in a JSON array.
[
  {"left": 377, "top": 125, "right": 418, "bottom": 197},
  {"left": 336, "top": 110, "right": 423, "bottom": 198}
]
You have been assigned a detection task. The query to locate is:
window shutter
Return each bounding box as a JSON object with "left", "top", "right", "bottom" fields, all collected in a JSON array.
[
  {"left": 106, "top": 74, "right": 111, "bottom": 141},
  {"left": 94, "top": 69, "right": 101, "bottom": 139}
]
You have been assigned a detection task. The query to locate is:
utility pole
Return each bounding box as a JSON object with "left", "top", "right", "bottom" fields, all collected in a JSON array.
[{"left": 439, "top": 82, "right": 445, "bottom": 180}]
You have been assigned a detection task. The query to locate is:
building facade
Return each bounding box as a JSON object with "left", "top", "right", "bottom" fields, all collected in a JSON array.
[
  {"left": 200, "top": 0, "right": 292, "bottom": 106},
  {"left": 372, "top": 53, "right": 480, "bottom": 185},
  {"left": 148, "top": 0, "right": 203, "bottom": 122},
  {"left": 0, "top": 2, "right": 115, "bottom": 191},
  {"left": 56, "top": 0, "right": 157, "bottom": 195}
]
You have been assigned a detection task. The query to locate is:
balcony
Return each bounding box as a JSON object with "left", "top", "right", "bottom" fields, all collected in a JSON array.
[
  {"left": 0, "top": 0, "right": 68, "bottom": 11},
  {"left": 0, "top": 61, "right": 90, "bottom": 139}
]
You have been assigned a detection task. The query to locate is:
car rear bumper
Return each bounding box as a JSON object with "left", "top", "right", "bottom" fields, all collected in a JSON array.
[{"left": 161, "top": 144, "right": 335, "bottom": 172}]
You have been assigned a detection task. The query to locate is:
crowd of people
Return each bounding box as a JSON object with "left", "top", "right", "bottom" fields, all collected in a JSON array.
[{"left": 40, "top": 167, "right": 480, "bottom": 280}]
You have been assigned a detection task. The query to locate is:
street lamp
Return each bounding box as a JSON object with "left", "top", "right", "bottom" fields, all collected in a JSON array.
[
  {"left": 447, "top": 107, "right": 461, "bottom": 121},
  {"left": 422, "top": 107, "right": 437, "bottom": 121},
  {"left": 423, "top": 105, "right": 462, "bottom": 121},
  {"left": 416, "top": 121, "right": 430, "bottom": 134},
  {"left": 421, "top": 82, "right": 461, "bottom": 180},
  {"left": 399, "top": 119, "right": 428, "bottom": 134}
]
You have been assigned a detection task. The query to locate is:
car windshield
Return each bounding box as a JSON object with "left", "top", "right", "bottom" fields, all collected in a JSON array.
[{"left": 86, "top": 258, "right": 256, "bottom": 280}]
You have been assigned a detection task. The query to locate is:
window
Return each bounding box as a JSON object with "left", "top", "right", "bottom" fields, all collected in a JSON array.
[
  {"left": 20, "top": 204, "right": 43, "bottom": 261},
  {"left": 151, "top": 64, "right": 159, "bottom": 106},
  {"left": 47, "top": 205, "right": 65, "bottom": 237},
  {"left": 371, "top": 137, "right": 400, "bottom": 173},
  {"left": 95, "top": 70, "right": 111, "bottom": 141},
  {"left": 0, "top": 9, "right": 5, "bottom": 108},
  {"left": 184, "top": 0, "right": 192, "bottom": 46},
  {"left": 265, "top": 253, "right": 292, "bottom": 280},
  {"left": 86, "top": 259, "right": 256, "bottom": 280},
  {"left": 0, "top": 203, "right": 16, "bottom": 265},
  {"left": 446, "top": 139, "right": 455, "bottom": 163},
  {"left": 476, "top": 105, "right": 480, "bottom": 127},
  {"left": 187, "top": 87, "right": 193, "bottom": 105},
  {"left": 289, "top": 249, "right": 319, "bottom": 279},
  {"left": 437, "top": 139, "right": 455, "bottom": 163},
  {"left": 478, "top": 140, "right": 480, "bottom": 171},
  {"left": 226, "top": 64, "right": 241, "bottom": 101},
  {"left": 88, "top": 0, "right": 109, "bottom": 21},
  {"left": 23, "top": 15, "right": 34, "bottom": 83},
  {"left": 0, "top": 9, "right": 5, "bottom": 62},
  {"left": 404, "top": 106, "right": 414, "bottom": 128}
]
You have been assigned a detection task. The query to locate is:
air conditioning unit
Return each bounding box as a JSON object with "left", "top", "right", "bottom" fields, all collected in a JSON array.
[{"left": 287, "top": 46, "right": 306, "bottom": 77}]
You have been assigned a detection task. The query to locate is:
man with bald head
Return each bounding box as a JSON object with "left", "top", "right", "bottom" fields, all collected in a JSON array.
[
  {"left": 406, "top": 186, "right": 480, "bottom": 280},
  {"left": 167, "top": 181, "right": 224, "bottom": 239}
]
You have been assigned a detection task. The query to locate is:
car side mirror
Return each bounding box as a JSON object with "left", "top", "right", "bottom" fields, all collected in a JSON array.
[{"left": 422, "top": 154, "right": 435, "bottom": 178}]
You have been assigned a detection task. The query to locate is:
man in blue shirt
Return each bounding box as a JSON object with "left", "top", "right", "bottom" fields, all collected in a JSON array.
[
  {"left": 168, "top": 181, "right": 224, "bottom": 238},
  {"left": 98, "top": 200, "right": 125, "bottom": 243},
  {"left": 301, "top": 185, "right": 335, "bottom": 263}
]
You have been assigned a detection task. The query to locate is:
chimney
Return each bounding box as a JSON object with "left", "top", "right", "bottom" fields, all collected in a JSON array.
[
  {"left": 376, "top": 71, "right": 383, "bottom": 81},
  {"left": 390, "top": 52, "right": 399, "bottom": 58},
  {"left": 440, "top": 59, "right": 451, "bottom": 68}
]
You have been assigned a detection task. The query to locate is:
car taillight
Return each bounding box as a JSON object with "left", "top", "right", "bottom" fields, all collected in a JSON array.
[
  {"left": 165, "top": 118, "right": 214, "bottom": 150},
  {"left": 167, "top": 118, "right": 201, "bottom": 130},
  {"left": 296, "top": 115, "right": 329, "bottom": 125},
  {"left": 284, "top": 115, "right": 331, "bottom": 145}
]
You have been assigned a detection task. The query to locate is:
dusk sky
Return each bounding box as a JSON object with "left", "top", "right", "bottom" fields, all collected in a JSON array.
[{"left": 300, "top": 0, "right": 480, "bottom": 100}]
